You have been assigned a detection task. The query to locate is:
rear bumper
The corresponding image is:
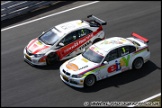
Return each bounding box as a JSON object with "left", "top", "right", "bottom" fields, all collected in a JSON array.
[{"left": 144, "top": 52, "right": 150, "bottom": 63}]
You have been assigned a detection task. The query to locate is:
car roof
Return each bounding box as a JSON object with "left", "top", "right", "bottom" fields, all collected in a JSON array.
[
  {"left": 94, "top": 37, "right": 134, "bottom": 52},
  {"left": 55, "top": 20, "right": 90, "bottom": 34}
]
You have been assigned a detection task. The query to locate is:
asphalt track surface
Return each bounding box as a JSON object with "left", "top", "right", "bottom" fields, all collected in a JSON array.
[{"left": 1, "top": 1, "right": 161, "bottom": 107}]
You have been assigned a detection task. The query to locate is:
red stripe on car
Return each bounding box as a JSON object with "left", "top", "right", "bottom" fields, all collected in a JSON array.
[
  {"left": 56, "top": 26, "right": 102, "bottom": 60},
  {"left": 27, "top": 38, "right": 37, "bottom": 49},
  {"left": 33, "top": 46, "right": 49, "bottom": 54}
]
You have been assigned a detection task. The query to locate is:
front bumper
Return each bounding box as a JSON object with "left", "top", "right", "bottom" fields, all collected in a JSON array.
[
  {"left": 59, "top": 66, "right": 85, "bottom": 88},
  {"left": 23, "top": 47, "right": 47, "bottom": 66}
]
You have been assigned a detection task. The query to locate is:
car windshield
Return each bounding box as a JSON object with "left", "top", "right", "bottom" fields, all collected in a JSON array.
[
  {"left": 82, "top": 48, "right": 104, "bottom": 63},
  {"left": 39, "top": 29, "right": 60, "bottom": 45}
]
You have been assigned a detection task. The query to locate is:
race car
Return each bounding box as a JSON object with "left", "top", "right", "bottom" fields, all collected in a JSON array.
[
  {"left": 23, "top": 15, "right": 107, "bottom": 66},
  {"left": 60, "top": 32, "right": 150, "bottom": 88}
]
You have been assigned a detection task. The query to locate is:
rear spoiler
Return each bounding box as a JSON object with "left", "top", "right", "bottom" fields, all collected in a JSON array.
[
  {"left": 87, "top": 15, "right": 107, "bottom": 25},
  {"left": 132, "top": 32, "right": 149, "bottom": 43}
]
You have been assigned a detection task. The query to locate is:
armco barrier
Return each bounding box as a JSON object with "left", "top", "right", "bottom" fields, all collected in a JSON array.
[{"left": 1, "top": 1, "right": 58, "bottom": 21}]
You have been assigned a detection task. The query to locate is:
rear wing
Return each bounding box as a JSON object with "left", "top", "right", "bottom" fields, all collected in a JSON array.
[
  {"left": 87, "top": 14, "right": 107, "bottom": 25},
  {"left": 132, "top": 32, "right": 149, "bottom": 43}
]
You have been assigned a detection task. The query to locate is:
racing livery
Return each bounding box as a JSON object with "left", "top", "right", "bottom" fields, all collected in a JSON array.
[
  {"left": 60, "top": 32, "right": 150, "bottom": 88},
  {"left": 23, "top": 15, "right": 107, "bottom": 66}
]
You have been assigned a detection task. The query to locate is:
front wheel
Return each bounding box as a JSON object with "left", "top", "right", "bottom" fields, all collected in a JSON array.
[
  {"left": 84, "top": 75, "right": 96, "bottom": 87},
  {"left": 133, "top": 58, "right": 144, "bottom": 70},
  {"left": 46, "top": 52, "right": 59, "bottom": 65}
]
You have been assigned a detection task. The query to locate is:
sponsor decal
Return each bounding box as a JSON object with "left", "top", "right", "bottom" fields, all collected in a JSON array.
[
  {"left": 107, "top": 55, "right": 130, "bottom": 73},
  {"left": 79, "top": 41, "right": 91, "bottom": 50},
  {"left": 57, "top": 34, "right": 93, "bottom": 59},
  {"left": 66, "top": 63, "right": 88, "bottom": 71},
  {"left": 66, "top": 63, "right": 79, "bottom": 71},
  {"left": 107, "top": 64, "right": 117, "bottom": 73},
  {"left": 56, "top": 27, "right": 102, "bottom": 60},
  {"left": 81, "top": 57, "right": 89, "bottom": 62},
  {"left": 36, "top": 41, "right": 42, "bottom": 45},
  {"left": 79, "top": 65, "right": 88, "bottom": 70},
  {"left": 79, "top": 64, "right": 106, "bottom": 75},
  {"left": 90, "top": 46, "right": 104, "bottom": 56},
  {"left": 61, "top": 24, "right": 75, "bottom": 30},
  {"left": 100, "top": 38, "right": 127, "bottom": 45}
]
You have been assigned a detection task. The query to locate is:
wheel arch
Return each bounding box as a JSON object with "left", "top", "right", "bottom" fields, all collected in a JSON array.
[
  {"left": 132, "top": 56, "right": 144, "bottom": 69},
  {"left": 83, "top": 73, "right": 97, "bottom": 87}
]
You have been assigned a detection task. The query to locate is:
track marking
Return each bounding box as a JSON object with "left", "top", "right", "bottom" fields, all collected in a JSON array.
[
  {"left": 1, "top": 1, "right": 99, "bottom": 32},
  {"left": 127, "top": 93, "right": 161, "bottom": 107}
]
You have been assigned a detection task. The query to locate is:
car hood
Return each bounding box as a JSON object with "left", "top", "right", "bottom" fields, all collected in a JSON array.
[
  {"left": 26, "top": 38, "right": 51, "bottom": 54},
  {"left": 63, "top": 54, "right": 100, "bottom": 75}
]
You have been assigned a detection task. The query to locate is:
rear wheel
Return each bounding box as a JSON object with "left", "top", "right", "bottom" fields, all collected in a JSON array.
[
  {"left": 133, "top": 58, "right": 144, "bottom": 70},
  {"left": 84, "top": 75, "right": 96, "bottom": 87},
  {"left": 92, "top": 39, "right": 102, "bottom": 44},
  {"left": 46, "top": 52, "right": 59, "bottom": 65}
]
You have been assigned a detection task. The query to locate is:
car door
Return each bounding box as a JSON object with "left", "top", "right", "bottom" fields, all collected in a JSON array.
[
  {"left": 56, "top": 29, "right": 93, "bottom": 60},
  {"left": 117, "top": 45, "right": 135, "bottom": 72},
  {"left": 99, "top": 48, "right": 121, "bottom": 78},
  {"left": 98, "top": 45, "right": 136, "bottom": 79},
  {"left": 56, "top": 30, "right": 80, "bottom": 60},
  {"left": 78, "top": 29, "right": 93, "bottom": 52}
]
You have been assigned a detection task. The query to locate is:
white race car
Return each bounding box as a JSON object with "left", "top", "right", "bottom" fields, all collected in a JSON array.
[
  {"left": 23, "top": 15, "right": 107, "bottom": 66},
  {"left": 60, "top": 32, "right": 150, "bottom": 88}
]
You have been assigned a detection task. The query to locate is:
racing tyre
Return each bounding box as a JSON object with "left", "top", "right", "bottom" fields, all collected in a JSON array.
[
  {"left": 46, "top": 52, "right": 59, "bottom": 65},
  {"left": 84, "top": 75, "right": 96, "bottom": 87},
  {"left": 133, "top": 58, "right": 144, "bottom": 70}
]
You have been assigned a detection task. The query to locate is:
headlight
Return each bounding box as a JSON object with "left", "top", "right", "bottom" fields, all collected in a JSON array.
[
  {"left": 34, "top": 54, "right": 44, "bottom": 57},
  {"left": 72, "top": 74, "right": 83, "bottom": 78}
]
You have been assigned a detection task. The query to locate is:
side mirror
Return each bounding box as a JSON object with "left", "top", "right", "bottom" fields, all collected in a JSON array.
[
  {"left": 73, "top": 35, "right": 76, "bottom": 40},
  {"left": 59, "top": 42, "right": 64, "bottom": 47},
  {"left": 82, "top": 48, "right": 86, "bottom": 52},
  {"left": 42, "top": 31, "right": 45, "bottom": 34},
  {"left": 103, "top": 61, "right": 108, "bottom": 64}
]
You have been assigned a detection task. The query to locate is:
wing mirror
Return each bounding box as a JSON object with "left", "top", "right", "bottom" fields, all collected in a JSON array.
[
  {"left": 59, "top": 42, "right": 64, "bottom": 47},
  {"left": 42, "top": 31, "right": 45, "bottom": 34},
  {"left": 103, "top": 61, "right": 108, "bottom": 64}
]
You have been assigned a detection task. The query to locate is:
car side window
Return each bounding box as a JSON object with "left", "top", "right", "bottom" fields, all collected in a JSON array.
[
  {"left": 78, "top": 29, "right": 92, "bottom": 38},
  {"left": 105, "top": 49, "right": 118, "bottom": 62},
  {"left": 129, "top": 46, "right": 136, "bottom": 53},
  {"left": 60, "top": 31, "right": 79, "bottom": 45},
  {"left": 118, "top": 46, "right": 129, "bottom": 57}
]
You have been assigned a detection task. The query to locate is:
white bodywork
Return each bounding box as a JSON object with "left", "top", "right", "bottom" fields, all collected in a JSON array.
[
  {"left": 24, "top": 19, "right": 106, "bottom": 66},
  {"left": 60, "top": 36, "right": 150, "bottom": 88}
]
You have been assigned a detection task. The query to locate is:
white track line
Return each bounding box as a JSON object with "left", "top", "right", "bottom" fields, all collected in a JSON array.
[
  {"left": 1, "top": 1, "right": 99, "bottom": 32},
  {"left": 127, "top": 93, "right": 161, "bottom": 107}
]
